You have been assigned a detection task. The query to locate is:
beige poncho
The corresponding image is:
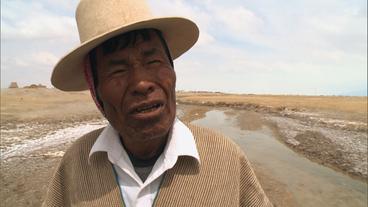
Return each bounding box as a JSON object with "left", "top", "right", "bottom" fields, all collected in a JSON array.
[{"left": 43, "top": 123, "right": 272, "bottom": 207}]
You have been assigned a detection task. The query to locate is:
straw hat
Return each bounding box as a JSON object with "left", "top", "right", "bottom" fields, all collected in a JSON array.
[{"left": 51, "top": 0, "right": 199, "bottom": 91}]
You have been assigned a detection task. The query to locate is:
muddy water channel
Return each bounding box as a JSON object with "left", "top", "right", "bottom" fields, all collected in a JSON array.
[{"left": 192, "top": 109, "right": 367, "bottom": 207}]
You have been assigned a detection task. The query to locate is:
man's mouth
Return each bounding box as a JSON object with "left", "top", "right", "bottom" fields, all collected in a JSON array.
[
  {"left": 128, "top": 100, "right": 165, "bottom": 121},
  {"left": 133, "top": 103, "right": 164, "bottom": 114}
]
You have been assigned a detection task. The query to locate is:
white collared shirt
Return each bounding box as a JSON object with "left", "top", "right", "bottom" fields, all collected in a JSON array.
[{"left": 89, "top": 118, "right": 200, "bottom": 207}]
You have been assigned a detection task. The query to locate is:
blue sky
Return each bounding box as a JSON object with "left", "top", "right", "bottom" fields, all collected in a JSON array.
[{"left": 1, "top": 0, "right": 367, "bottom": 95}]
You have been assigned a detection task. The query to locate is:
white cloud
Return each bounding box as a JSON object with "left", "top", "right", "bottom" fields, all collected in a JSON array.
[
  {"left": 1, "top": 0, "right": 366, "bottom": 95},
  {"left": 147, "top": 0, "right": 215, "bottom": 46},
  {"left": 1, "top": 1, "right": 78, "bottom": 40},
  {"left": 31, "top": 51, "right": 59, "bottom": 67},
  {"left": 1, "top": 0, "right": 80, "bottom": 88},
  {"left": 212, "top": 6, "right": 265, "bottom": 40},
  {"left": 2, "top": 50, "right": 58, "bottom": 71}
]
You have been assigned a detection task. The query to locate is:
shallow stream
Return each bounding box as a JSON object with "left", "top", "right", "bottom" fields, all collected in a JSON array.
[{"left": 192, "top": 109, "right": 367, "bottom": 207}]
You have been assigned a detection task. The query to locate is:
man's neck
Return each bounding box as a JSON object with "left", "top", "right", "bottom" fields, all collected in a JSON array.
[
  {"left": 125, "top": 140, "right": 166, "bottom": 167},
  {"left": 119, "top": 133, "right": 169, "bottom": 162}
]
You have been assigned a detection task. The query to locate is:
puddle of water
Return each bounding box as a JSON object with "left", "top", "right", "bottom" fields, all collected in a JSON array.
[{"left": 192, "top": 110, "right": 368, "bottom": 207}]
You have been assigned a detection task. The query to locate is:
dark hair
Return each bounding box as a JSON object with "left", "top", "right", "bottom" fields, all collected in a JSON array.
[
  {"left": 89, "top": 28, "right": 173, "bottom": 87},
  {"left": 89, "top": 29, "right": 174, "bottom": 108}
]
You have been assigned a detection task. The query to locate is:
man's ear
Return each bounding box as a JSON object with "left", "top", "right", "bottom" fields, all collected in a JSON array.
[{"left": 95, "top": 86, "right": 105, "bottom": 112}]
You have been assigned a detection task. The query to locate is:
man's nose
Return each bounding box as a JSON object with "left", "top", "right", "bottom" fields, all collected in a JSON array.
[
  {"left": 129, "top": 64, "right": 156, "bottom": 96},
  {"left": 132, "top": 80, "right": 155, "bottom": 96}
]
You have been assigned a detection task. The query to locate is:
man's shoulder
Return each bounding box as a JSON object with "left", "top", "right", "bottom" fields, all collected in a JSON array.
[{"left": 62, "top": 127, "right": 105, "bottom": 161}]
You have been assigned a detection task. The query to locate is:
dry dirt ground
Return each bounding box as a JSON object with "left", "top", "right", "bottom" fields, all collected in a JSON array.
[
  {"left": 1, "top": 88, "right": 367, "bottom": 207},
  {"left": 1, "top": 88, "right": 104, "bottom": 206}
]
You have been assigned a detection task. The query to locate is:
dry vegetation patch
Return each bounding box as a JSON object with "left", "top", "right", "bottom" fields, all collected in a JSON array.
[
  {"left": 177, "top": 92, "right": 367, "bottom": 123},
  {"left": 1, "top": 88, "right": 102, "bottom": 125}
]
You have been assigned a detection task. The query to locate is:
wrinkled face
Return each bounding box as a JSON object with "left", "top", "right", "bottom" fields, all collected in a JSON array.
[{"left": 94, "top": 31, "right": 176, "bottom": 143}]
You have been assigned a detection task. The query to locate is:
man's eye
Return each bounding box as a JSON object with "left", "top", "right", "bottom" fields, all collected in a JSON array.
[
  {"left": 148, "top": 60, "right": 161, "bottom": 65},
  {"left": 110, "top": 68, "right": 128, "bottom": 75}
]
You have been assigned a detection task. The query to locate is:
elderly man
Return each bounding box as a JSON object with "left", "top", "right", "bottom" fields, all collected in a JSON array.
[{"left": 44, "top": 0, "right": 272, "bottom": 206}]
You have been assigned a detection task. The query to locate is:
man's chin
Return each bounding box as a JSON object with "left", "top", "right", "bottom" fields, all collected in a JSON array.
[
  {"left": 117, "top": 111, "right": 175, "bottom": 142},
  {"left": 133, "top": 124, "right": 171, "bottom": 142}
]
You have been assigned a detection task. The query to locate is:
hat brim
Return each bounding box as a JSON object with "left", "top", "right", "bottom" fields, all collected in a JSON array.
[{"left": 51, "top": 17, "right": 199, "bottom": 91}]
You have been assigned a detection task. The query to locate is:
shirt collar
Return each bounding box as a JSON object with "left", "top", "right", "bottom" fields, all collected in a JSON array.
[
  {"left": 88, "top": 123, "right": 123, "bottom": 164},
  {"left": 164, "top": 118, "right": 200, "bottom": 162},
  {"left": 89, "top": 118, "right": 200, "bottom": 164}
]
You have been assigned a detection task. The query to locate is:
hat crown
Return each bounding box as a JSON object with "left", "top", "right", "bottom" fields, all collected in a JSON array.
[{"left": 76, "top": 0, "right": 152, "bottom": 43}]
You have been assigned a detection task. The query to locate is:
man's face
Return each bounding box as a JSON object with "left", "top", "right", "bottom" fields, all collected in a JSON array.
[{"left": 94, "top": 31, "right": 176, "bottom": 143}]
